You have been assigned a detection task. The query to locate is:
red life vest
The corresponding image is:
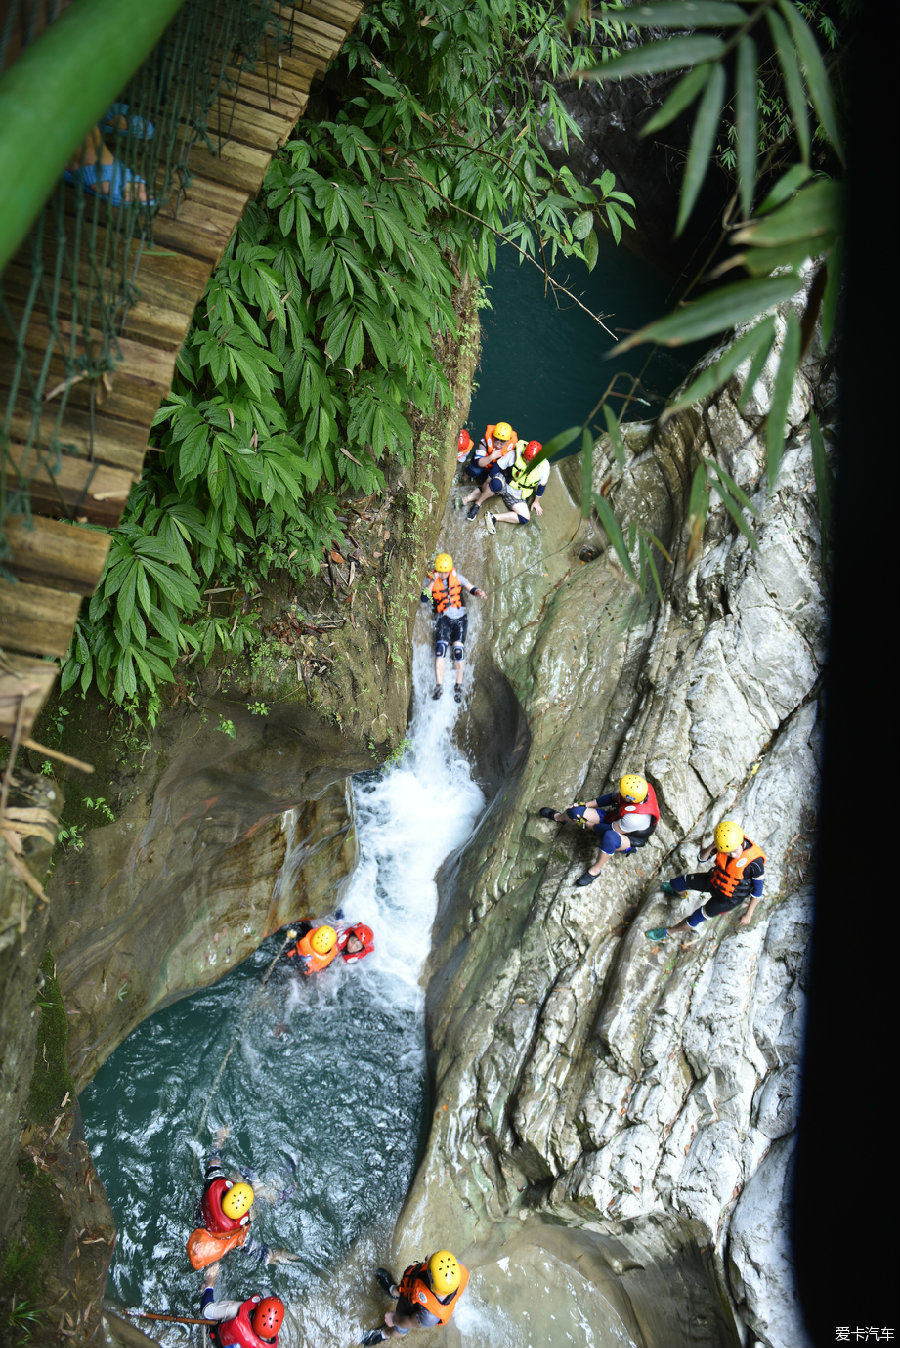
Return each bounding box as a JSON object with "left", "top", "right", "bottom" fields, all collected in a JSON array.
[
  {"left": 201, "top": 1178, "right": 249, "bottom": 1236},
  {"left": 215, "top": 1299, "right": 279, "bottom": 1348},
  {"left": 398, "top": 1262, "right": 470, "bottom": 1326},
  {"left": 337, "top": 923, "right": 374, "bottom": 963},
  {"left": 608, "top": 782, "right": 660, "bottom": 828},
  {"left": 292, "top": 929, "right": 338, "bottom": 975},
  {"left": 712, "top": 839, "right": 766, "bottom": 898},
  {"left": 428, "top": 571, "right": 462, "bottom": 614}
]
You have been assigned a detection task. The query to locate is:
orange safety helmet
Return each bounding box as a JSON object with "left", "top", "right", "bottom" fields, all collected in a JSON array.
[
  {"left": 523, "top": 440, "right": 542, "bottom": 461},
  {"left": 310, "top": 924, "right": 337, "bottom": 955},
  {"left": 252, "top": 1297, "right": 284, "bottom": 1336}
]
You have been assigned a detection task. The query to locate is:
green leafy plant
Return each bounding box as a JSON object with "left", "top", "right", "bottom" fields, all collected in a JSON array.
[
  {"left": 217, "top": 716, "right": 236, "bottom": 739},
  {"left": 83, "top": 796, "right": 115, "bottom": 822},
  {"left": 56, "top": 822, "right": 84, "bottom": 851},
  {"left": 63, "top": 0, "right": 635, "bottom": 716},
  {"left": 247, "top": 702, "right": 270, "bottom": 716}
]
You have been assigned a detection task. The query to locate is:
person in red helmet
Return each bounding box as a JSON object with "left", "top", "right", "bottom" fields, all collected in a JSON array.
[
  {"left": 200, "top": 1266, "right": 284, "bottom": 1346},
  {"left": 336, "top": 921, "right": 375, "bottom": 963},
  {"left": 465, "top": 439, "right": 551, "bottom": 532}
]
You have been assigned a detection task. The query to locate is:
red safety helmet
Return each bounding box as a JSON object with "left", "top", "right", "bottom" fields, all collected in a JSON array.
[
  {"left": 252, "top": 1297, "right": 284, "bottom": 1337},
  {"left": 523, "top": 440, "right": 542, "bottom": 461}
]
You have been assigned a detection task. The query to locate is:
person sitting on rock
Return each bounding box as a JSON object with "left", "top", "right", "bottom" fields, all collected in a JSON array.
[
  {"left": 645, "top": 819, "right": 765, "bottom": 943},
  {"left": 540, "top": 773, "right": 660, "bottom": 886},
  {"left": 421, "top": 552, "right": 486, "bottom": 703},
  {"left": 362, "top": 1250, "right": 469, "bottom": 1343},
  {"left": 283, "top": 920, "right": 374, "bottom": 971},
  {"left": 461, "top": 420, "right": 517, "bottom": 512},
  {"left": 200, "top": 1265, "right": 284, "bottom": 1346},
  {"left": 476, "top": 439, "right": 550, "bottom": 533}
]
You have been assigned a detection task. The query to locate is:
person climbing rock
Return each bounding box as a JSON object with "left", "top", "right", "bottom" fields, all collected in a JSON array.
[
  {"left": 361, "top": 1251, "right": 469, "bottom": 1342},
  {"left": 187, "top": 1132, "right": 297, "bottom": 1270},
  {"left": 200, "top": 1266, "right": 285, "bottom": 1346},
  {"left": 283, "top": 920, "right": 374, "bottom": 969},
  {"left": 461, "top": 420, "right": 518, "bottom": 512},
  {"left": 470, "top": 439, "right": 551, "bottom": 532},
  {"left": 421, "top": 553, "right": 486, "bottom": 703},
  {"left": 645, "top": 820, "right": 766, "bottom": 943},
  {"left": 540, "top": 773, "right": 660, "bottom": 886}
]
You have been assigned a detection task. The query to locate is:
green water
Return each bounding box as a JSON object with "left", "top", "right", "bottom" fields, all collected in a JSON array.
[{"left": 469, "top": 237, "right": 704, "bottom": 444}]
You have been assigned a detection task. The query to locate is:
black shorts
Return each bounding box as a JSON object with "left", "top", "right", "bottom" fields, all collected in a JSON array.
[{"left": 434, "top": 613, "right": 468, "bottom": 648}]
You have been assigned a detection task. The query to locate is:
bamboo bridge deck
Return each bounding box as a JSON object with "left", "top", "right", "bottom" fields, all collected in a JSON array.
[{"left": 0, "top": 0, "right": 363, "bottom": 750}]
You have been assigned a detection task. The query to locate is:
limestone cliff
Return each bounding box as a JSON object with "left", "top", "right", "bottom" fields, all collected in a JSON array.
[{"left": 399, "top": 310, "right": 830, "bottom": 1348}]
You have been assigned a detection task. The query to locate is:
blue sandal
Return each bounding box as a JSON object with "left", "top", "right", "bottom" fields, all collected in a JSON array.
[
  {"left": 100, "top": 102, "right": 155, "bottom": 140},
  {"left": 63, "top": 161, "right": 155, "bottom": 208}
]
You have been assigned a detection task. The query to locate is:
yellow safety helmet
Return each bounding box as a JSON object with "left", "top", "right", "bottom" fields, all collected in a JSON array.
[
  {"left": 428, "top": 1250, "right": 461, "bottom": 1296},
  {"left": 714, "top": 820, "right": 744, "bottom": 853},
  {"left": 434, "top": 553, "right": 453, "bottom": 574},
  {"left": 620, "top": 774, "right": 649, "bottom": 804},
  {"left": 222, "top": 1182, "right": 254, "bottom": 1220},
  {"left": 495, "top": 421, "right": 512, "bottom": 441},
  {"left": 311, "top": 924, "right": 337, "bottom": 955}
]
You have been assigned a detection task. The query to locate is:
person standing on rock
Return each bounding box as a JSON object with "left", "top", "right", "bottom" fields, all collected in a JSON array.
[
  {"left": 421, "top": 553, "right": 486, "bottom": 704},
  {"left": 361, "top": 1251, "right": 469, "bottom": 1343},
  {"left": 200, "top": 1265, "right": 285, "bottom": 1346},
  {"left": 470, "top": 439, "right": 551, "bottom": 533},
  {"left": 645, "top": 819, "right": 766, "bottom": 943},
  {"left": 539, "top": 773, "right": 660, "bottom": 886}
]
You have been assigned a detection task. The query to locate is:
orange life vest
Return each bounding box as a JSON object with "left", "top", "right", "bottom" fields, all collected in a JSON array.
[
  {"left": 398, "top": 1262, "right": 470, "bottom": 1326},
  {"left": 186, "top": 1223, "right": 248, "bottom": 1270},
  {"left": 293, "top": 929, "right": 338, "bottom": 975},
  {"left": 428, "top": 571, "right": 462, "bottom": 614},
  {"left": 712, "top": 839, "right": 766, "bottom": 898}
]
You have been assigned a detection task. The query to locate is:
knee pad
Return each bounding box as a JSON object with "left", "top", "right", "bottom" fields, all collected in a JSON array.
[
  {"left": 515, "top": 511, "right": 531, "bottom": 524},
  {"left": 489, "top": 475, "right": 505, "bottom": 495},
  {"left": 566, "top": 805, "right": 586, "bottom": 824},
  {"left": 435, "top": 640, "right": 449, "bottom": 659},
  {"left": 451, "top": 643, "right": 465, "bottom": 663}
]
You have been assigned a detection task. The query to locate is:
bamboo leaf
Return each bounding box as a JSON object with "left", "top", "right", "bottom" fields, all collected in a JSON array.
[
  {"left": 616, "top": 276, "right": 800, "bottom": 350},
  {"left": 686, "top": 462, "right": 709, "bottom": 563},
  {"left": 734, "top": 35, "right": 757, "bottom": 220},
  {"left": 541, "top": 425, "right": 583, "bottom": 460},
  {"left": 705, "top": 456, "right": 757, "bottom": 512},
  {"left": 767, "top": 9, "right": 809, "bottom": 164},
  {"left": 677, "top": 62, "right": 726, "bottom": 235},
  {"left": 641, "top": 63, "right": 712, "bottom": 136},
  {"left": 603, "top": 404, "right": 626, "bottom": 468},
  {"left": 593, "top": 491, "right": 637, "bottom": 581},
  {"left": 778, "top": 0, "right": 844, "bottom": 162},
  {"left": 580, "top": 427, "right": 593, "bottom": 516},
  {"left": 756, "top": 163, "right": 812, "bottom": 216},
  {"left": 765, "top": 312, "right": 802, "bottom": 489},
  {"left": 665, "top": 316, "right": 777, "bottom": 415},
  {"left": 579, "top": 35, "right": 726, "bottom": 84},
  {"left": 624, "top": 2, "right": 747, "bottom": 27},
  {"left": 732, "top": 179, "right": 841, "bottom": 248},
  {"left": 708, "top": 475, "right": 760, "bottom": 548},
  {"left": 737, "top": 323, "right": 778, "bottom": 410},
  {"left": 740, "top": 238, "right": 825, "bottom": 276}
]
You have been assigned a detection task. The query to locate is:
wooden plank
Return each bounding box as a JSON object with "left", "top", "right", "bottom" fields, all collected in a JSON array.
[
  {"left": 1, "top": 402, "right": 152, "bottom": 474},
  {"left": 3, "top": 515, "right": 112, "bottom": 596},
  {"left": 174, "top": 139, "right": 273, "bottom": 197},
  {"left": 0, "top": 579, "right": 83, "bottom": 658},
  {"left": 0, "top": 655, "right": 60, "bottom": 743},
  {"left": 2, "top": 445, "right": 139, "bottom": 526}
]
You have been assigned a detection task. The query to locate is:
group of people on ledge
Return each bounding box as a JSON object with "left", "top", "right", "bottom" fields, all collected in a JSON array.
[
  {"left": 457, "top": 420, "right": 550, "bottom": 532},
  {"left": 183, "top": 919, "right": 467, "bottom": 1345}
]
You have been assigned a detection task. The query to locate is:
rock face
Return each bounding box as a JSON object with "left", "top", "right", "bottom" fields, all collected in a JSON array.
[{"left": 400, "top": 315, "right": 829, "bottom": 1348}]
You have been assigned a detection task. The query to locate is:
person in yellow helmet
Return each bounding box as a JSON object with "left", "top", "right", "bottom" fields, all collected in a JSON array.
[
  {"left": 539, "top": 774, "right": 660, "bottom": 885},
  {"left": 646, "top": 820, "right": 766, "bottom": 943},
  {"left": 187, "top": 1129, "right": 299, "bottom": 1272},
  {"left": 461, "top": 420, "right": 518, "bottom": 517},
  {"left": 362, "top": 1251, "right": 469, "bottom": 1342},
  {"left": 421, "top": 553, "right": 486, "bottom": 703}
]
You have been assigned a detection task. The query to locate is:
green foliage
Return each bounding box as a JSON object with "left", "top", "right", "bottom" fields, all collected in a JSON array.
[
  {"left": 56, "top": 822, "right": 84, "bottom": 851},
  {"left": 575, "top": 0, "right": 846, "bottom": 584},
  {"left": 65, "top": 0, "right": 633, "bottom": 716},
  {"left": 218, "top": 716, "right": 237, "bottom": 739}
]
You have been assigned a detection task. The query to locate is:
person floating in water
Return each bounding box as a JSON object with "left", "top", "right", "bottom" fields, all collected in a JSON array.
[
  {"left": 421, "top": 553, "right": 486, "bottom": 704},
  {"left": 200, "top": 1265, "right": 285, "bottom": 1346},
  {"left": 646, "top": 820, "right": 765, "bottom": 943},
  {"left": 283, "top": 920, "right": 374, "bottom": 973},
  {"left": 539, "top": 773, "right": 660, "bottom": 885},
  {"left": 361, "top": 1251, "right": 469, "bottom": 1343},
  {"left": 187, "top": 1131, "right": 297, "bottom": 1271}
]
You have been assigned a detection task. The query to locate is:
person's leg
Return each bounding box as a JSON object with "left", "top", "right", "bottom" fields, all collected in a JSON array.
[{"left": 490, "top": 502, "right": 530, "bottom": 526}]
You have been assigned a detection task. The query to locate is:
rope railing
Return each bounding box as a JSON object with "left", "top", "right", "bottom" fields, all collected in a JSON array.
[{"left": 0, "top": 0, "right": 290, "bottom": 562}]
